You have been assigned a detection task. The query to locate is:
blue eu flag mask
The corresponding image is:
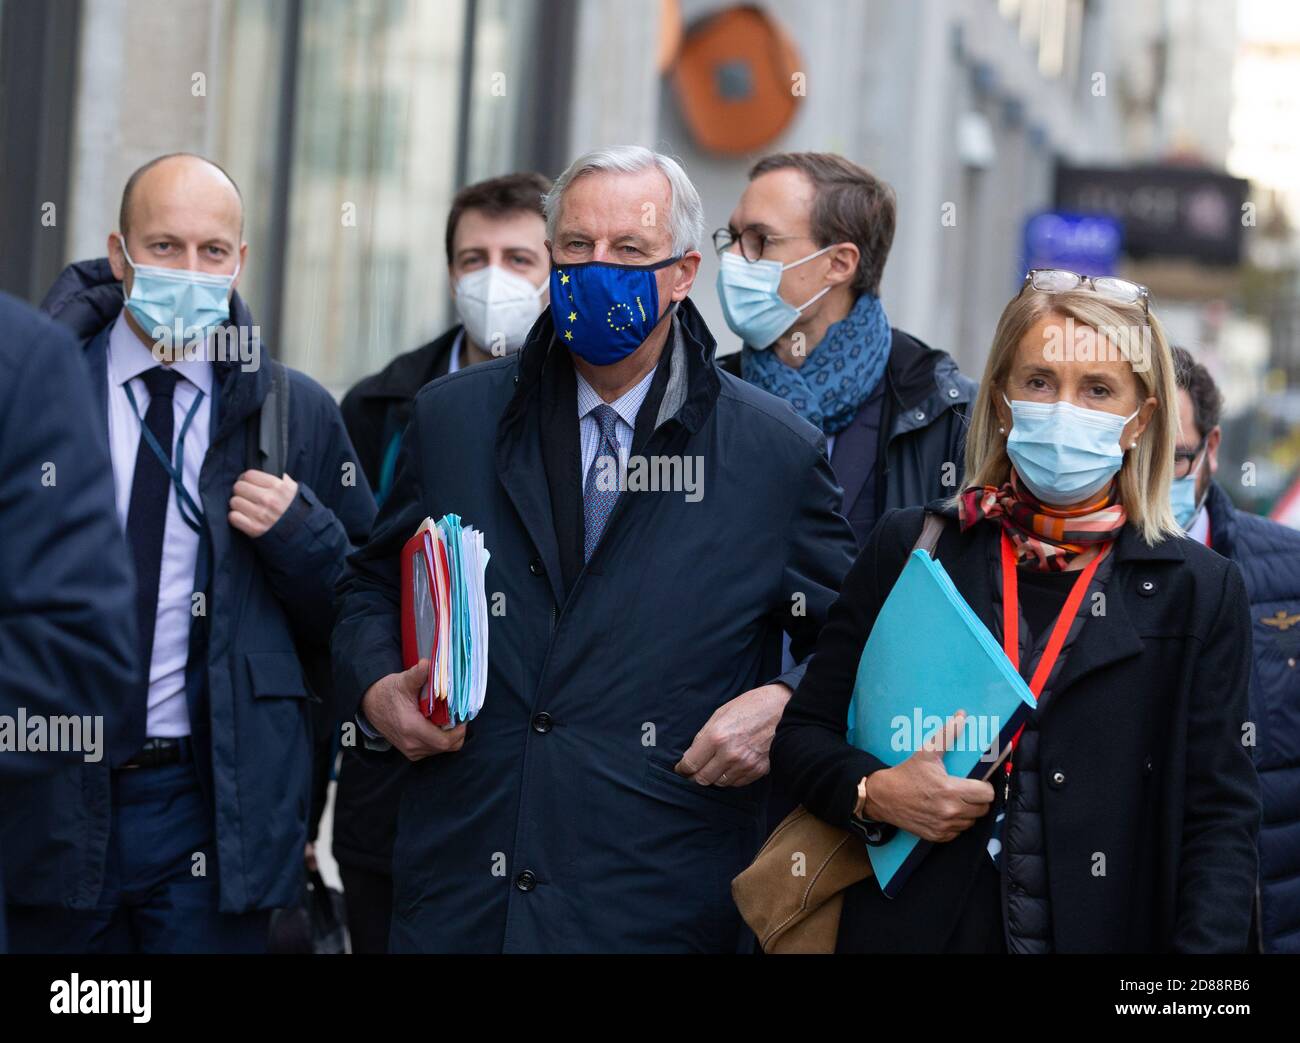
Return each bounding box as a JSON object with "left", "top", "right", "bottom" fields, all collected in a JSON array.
[{"left": 550, "top": 256, "right": 679, "bottom": 365}]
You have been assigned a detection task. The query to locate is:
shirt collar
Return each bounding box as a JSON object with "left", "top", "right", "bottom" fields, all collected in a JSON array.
[
  {"left": 108, "top": 311, "right": 214, "bottom": 396},
  {"left": 574, "top": 363, "right": 656, "bottom": 431},
  {"left": 448, "top": 329, "right": 464, "bottom": 374}
]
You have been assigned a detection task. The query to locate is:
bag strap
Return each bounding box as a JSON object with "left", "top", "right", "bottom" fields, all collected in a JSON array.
[
  {"left": 912, "top": 510, "right": 946, "bottom": 558},
  {"left": 245, "top": 361, "right": 291, "bottom": 476}
]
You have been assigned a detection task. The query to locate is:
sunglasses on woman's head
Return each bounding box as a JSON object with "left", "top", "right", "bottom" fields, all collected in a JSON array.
[{"left": 1021, "top": 268, "right": 1151, "bottom": 318}]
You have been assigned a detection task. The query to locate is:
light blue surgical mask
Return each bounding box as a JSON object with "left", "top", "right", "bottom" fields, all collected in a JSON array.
[
  {"left": 716, "top": 245, "right": 834, "bottom": 348},
  {"left": 1003, "top": 394, "right": 1140, "bottom": 505},
  {"left": 118, "top": 236, "right": 239, "bottom": 345},
  {"left": 1170, "top": 447, "right": 1207, "bottom": 529}
]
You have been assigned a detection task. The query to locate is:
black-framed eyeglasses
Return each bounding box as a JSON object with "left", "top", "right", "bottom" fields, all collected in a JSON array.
[
  {"left": 1021, "top": 268, "right": 1152, "bottom": 318},
  {"left": 1173, "top": 438, "right": 1207, "bottom": 479},
  {"left": 712, "top": 226, "right": 816, "bottom": 263}
]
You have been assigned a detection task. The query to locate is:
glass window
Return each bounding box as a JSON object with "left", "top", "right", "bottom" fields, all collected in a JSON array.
[
  {"left": 462, "top": 0, "right": 544, "bottom": 185},
  {"left": 212, "top": 0, "right": 295, "bottom": 324},
  {"left": 280, "top": 0, "right": 469, "bottom": 393}
]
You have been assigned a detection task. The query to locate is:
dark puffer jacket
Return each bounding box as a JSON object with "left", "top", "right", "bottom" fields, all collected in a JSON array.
[{"left": 1205, "top": 481, "right": 1300, "bottom": 953}]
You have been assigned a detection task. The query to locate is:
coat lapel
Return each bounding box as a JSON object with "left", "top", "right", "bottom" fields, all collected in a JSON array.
[
  {"left": 830, "top": 397, "right": 874, "bottom": 517},
  {"left": 496, "top": 343, "right": 567, "bottom": 609},
  {"left": 1039, "top": 525, "right": 1183, "bottom": 706}
]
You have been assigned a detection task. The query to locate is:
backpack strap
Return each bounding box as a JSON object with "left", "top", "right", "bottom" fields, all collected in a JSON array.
[
  {"left": 912, "top": 511, "right": 946, "bottom": 558},
  {"left": 245, "top": 361, "right": 291, "bottom": 476}
]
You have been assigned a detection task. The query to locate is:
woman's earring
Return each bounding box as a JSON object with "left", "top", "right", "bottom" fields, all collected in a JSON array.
[
  {"left": 1130, "top": 440, "right": 1138, "bottom": 448},
  {"left": 998, "top": 426, "right": 1006, "bottom": 434}
]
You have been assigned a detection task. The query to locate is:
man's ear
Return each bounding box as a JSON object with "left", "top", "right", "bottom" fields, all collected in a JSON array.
[
  {"left": 233, "top": 242, "right": 248, "bottom": 292},
  {"left": 107, "top": 233, "right": 128, "bottom": 284},
  {"left": 667, "top": 250, "right": 701, "bottom": 303},
  {"left": 825, "top": 242, "right": 860, "bottom": 287},
  {"left": 1206, "top": 424, "right": 1222, "bottom": 476}
]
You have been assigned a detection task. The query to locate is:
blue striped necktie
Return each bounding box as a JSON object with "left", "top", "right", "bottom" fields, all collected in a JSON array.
[{"left": 582, "top": 404, "right": 622, "bottom": 561}]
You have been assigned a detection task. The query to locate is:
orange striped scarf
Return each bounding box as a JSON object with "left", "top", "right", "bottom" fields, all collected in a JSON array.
[{"left": 957, "top": 471, "right": 1126, "bottom": 571}]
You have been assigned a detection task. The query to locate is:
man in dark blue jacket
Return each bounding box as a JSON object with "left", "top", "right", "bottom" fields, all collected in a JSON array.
[
  {"left": 6, "top": 153, "right": 375, "bottom": 953},
  {"left": 334, "top": 145, "right": 858, "bottom": 952},
  {"left": 1172, "top": 345, "right": 1300, "bottom": 953},
  {"left": 0, "top": 293, "right": 138, "bottom": 953},
  {"left": 715, "top": 152, "right": 974, "bottom": 548}
]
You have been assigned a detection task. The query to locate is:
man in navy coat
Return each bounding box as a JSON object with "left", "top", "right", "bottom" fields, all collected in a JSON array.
[
  {"left": 334, "top": 146, "right": 858, "bottom": 952},
  {"left": 1172, "top": 345, "right": 1300, "bottom": 952},
  {"left": 5, "top": 153, "right": 375, "bottom": 953},
  {"left": 0, "top": 293, "right": 138, "bottom": 953}
]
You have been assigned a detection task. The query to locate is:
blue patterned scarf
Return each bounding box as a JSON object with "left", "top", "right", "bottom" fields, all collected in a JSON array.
[{"left": 740, "top": 292, "right": 891, "bottom": 434}]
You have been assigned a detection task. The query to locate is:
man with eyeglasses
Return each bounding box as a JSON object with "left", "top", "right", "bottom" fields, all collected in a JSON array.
[
  {"left": 714, "top": 153, "right": 975, "bottom": 548},
  {"left": 1171, "top": 344, "right": 1300, "bottom": 954},
  {"left": 334, "top": 145, "right": 857, "bottom": 952}
]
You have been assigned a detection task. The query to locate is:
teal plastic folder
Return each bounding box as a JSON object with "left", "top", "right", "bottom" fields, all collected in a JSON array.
[{"left": 846, "top": 548, "right": 1036, "bottom": 898}]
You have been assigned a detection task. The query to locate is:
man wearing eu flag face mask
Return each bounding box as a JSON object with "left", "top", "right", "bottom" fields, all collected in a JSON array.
[
  {"left": 335, "top": 145, "right": 857, "bottom": 953},
  {"left": 14, "top": 153, "right": 375, "bottom": 954},
  {"left": 1171, "top": 344, "right": 1300, "bottom": 953},
  {"left": 715, "top": 153, "right": 975, "bottom": 547}
]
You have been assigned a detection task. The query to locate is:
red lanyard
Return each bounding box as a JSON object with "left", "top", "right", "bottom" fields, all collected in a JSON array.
[{"left": 999, "top": 531, "right": 1106, "bottom": 782}]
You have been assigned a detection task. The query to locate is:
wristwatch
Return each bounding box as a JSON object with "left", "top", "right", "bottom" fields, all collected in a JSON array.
[{"left": 849, "top": 775, "right": 896, "bottom": 847}]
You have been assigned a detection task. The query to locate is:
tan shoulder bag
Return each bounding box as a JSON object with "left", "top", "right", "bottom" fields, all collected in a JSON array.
[{"left": 731, "top": 512, "right": 946, "bottom": 953}]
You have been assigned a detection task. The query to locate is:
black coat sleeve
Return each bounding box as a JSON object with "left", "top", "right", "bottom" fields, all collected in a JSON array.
[
  {"left": 333, "top": 399, "right": 430, "bottom": 717},
  {"left": 0, "top": 306, "right": 137, "bottom": 778},
  {"left": 1174, "top": 559, "right": 1261, "bottom": 953},
  {"left": 771, "top": 438, "right": 857, "bottom": 692},
  {"left": 771, "top": 507, "right": 925, "bottom": 829}
]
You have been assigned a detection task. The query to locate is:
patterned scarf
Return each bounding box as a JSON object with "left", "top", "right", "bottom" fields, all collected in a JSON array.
[
  {"left": 740, "top": 291, "right": 891, "bottom": 435},
  {"left": 957, "top": 470, "right": 1127, "bottom": 571}
]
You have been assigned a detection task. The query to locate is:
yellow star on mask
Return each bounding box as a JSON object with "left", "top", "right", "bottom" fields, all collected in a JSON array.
[
  {"left": 559, "top": 272, "right": 570, "bottom": 285},
  {"left": 564, "top": 329, "right": 573, "bottom": 341},
  {"left": 568, "top": 311, "right": 577, "bottom": 322}
]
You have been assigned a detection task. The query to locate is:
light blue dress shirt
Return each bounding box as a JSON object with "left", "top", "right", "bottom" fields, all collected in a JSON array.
[{"left": 106, "top": 312, "right": 212, "bottom": 737}]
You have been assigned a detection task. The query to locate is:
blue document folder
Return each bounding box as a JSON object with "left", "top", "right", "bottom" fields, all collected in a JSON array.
[{"left": 846, "top": 548, "right": 1036, "bottom": 897}]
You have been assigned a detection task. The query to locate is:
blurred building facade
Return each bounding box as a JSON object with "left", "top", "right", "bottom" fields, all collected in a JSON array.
[{"left": 0, "top": 0, "right": 1279, "bottom": 407}]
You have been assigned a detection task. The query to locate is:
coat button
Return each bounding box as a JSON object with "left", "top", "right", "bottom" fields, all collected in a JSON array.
[
  {"left": 1049, "top": 770, "right": 1066, "bottom": 788},
  {"left": 532, "top": 711, "right": 553, "bottom": 734},
  {"left": 947, "top": 387, "right": 959, "bottom": 398},
  {"left": 914, "top": 410, "right": 926, "bottom": 421},
  {"left": 515, "top": 870, "right": 537, "bottom": 892},
  {"left": 1138, "top": 579, "right": 1157, "bottom": 596},
  {"left": 1144, "top": 755, "right": 1153, "bottom": 775},
  {"left": 529, "top": 557, "right": 545, "bottom": 576}
]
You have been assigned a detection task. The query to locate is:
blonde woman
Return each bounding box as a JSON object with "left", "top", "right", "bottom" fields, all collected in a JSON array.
[{"left": 771, "top": 271, "right": 1260, "bottom": 953}]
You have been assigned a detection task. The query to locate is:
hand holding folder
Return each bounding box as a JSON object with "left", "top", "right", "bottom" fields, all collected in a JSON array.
[
  {"left": 400, "top": 514, "right": 491, "bottom": 728},
  {"left": 846, "top": 548, "right": 1036, "bottom": 897}
]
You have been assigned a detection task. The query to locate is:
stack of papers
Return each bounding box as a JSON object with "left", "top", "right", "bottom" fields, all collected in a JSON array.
[{"left": 400, "top": 514, "right": 491, "bottom": 727}]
